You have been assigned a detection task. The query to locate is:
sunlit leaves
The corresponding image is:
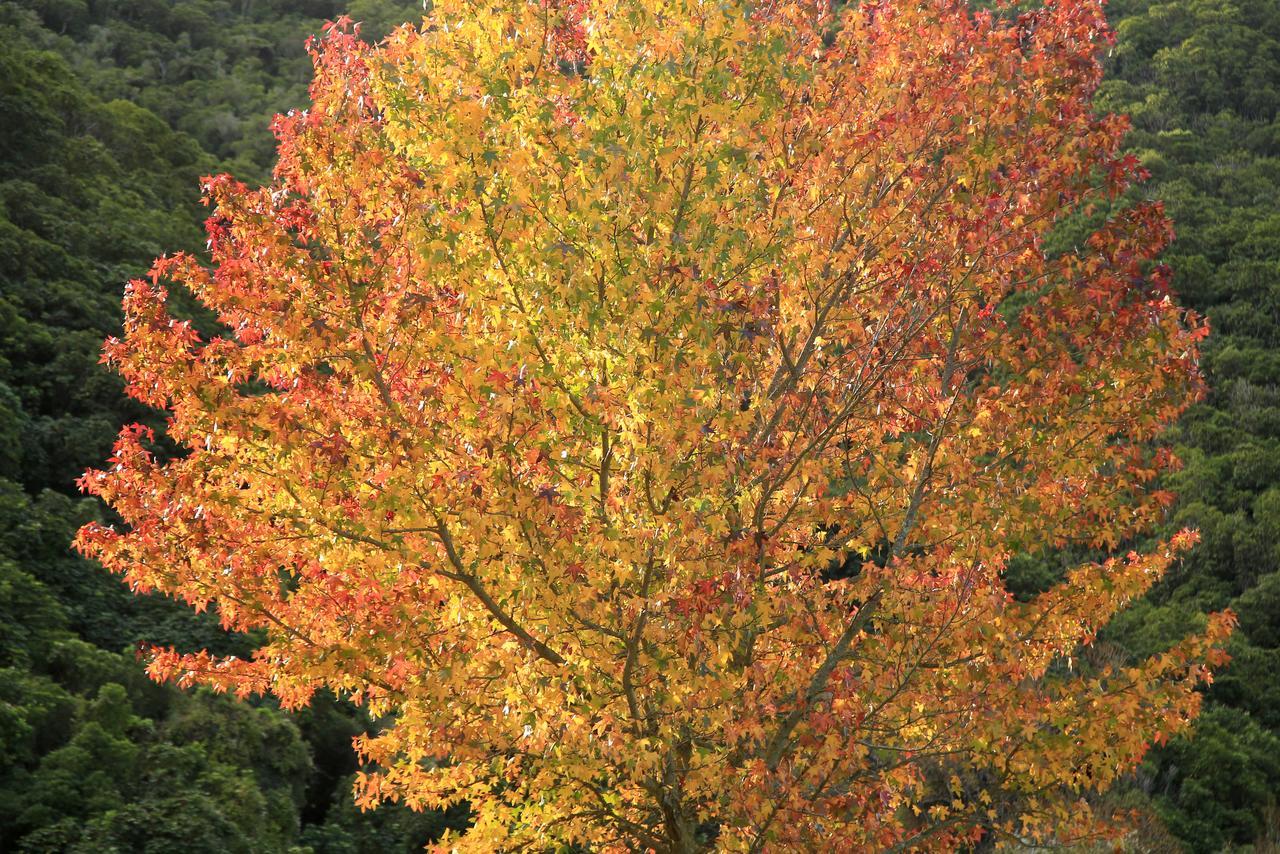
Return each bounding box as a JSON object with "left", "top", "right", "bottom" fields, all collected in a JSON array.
[{"left": 78, "top": 1, "right": 1229, "bottom": 850}]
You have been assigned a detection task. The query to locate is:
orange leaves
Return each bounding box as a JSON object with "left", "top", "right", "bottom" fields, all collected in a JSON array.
[{"left": 75, "top": 0, "right": 1229, "bottom": 850}]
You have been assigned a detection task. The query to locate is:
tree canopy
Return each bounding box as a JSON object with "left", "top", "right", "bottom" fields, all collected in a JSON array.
[{"left": 79, "top": 1, "right": 1232, "bottom": 849}]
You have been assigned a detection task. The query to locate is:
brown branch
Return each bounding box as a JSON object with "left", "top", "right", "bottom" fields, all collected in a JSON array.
[
  {"left": 761, "top": 586, "right": 885, "bottom": 770},
  {"left": 433, "top": 516, "right": 566, "bottom": 666}
]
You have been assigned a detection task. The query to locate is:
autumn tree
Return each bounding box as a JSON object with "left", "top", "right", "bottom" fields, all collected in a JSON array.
[{"left": 77, "top": 0, "right": 1234, "bottom": 849}]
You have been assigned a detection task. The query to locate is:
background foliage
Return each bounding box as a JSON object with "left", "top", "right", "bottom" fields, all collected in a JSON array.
[
  {"left": 1102, "top": 0, "right": 1280, "bottom": 848},
  {"left": 0, "top": 0, "right": 1276, "bottom": 849},
  {"left": 0, "top": 1, "right": 472, "bottom": 850}
]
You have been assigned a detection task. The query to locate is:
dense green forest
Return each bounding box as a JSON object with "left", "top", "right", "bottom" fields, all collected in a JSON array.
[
  {"left": 0, "top": 1, "right": 472, "bottom": 849},
  {"left": 0, "top": 0, "right": 1276, "bottom": 849},
  {"left": 1101, "top": 0, "right": 1280, "bottom": 847}
]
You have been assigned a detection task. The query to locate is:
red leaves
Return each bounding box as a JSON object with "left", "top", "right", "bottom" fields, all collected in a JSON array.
[{"left": 542, "top": 0, "right": 591, "bottom": 65}]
